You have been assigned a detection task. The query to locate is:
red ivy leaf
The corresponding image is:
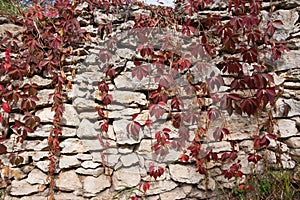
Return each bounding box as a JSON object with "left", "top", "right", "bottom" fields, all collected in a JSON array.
[
  {"left": 2, "top": 102, "right": 11, "bottom": 113},
  {"left": 132, "top": 65, "right": 149, "bottom": 81},
  {"left": 0, "top": 144, "right": 7, "bottom": 154},
  {"left": 149, "top": 102, "right": 166, "bottom": 119}
]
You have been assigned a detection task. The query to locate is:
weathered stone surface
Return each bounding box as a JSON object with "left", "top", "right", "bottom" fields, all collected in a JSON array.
[
  {"left": 198, "top": 177, "right": 216, "bottom": 191},
  {"left": 60, "top": 138, "right": 88, "bottom": 153},
  {"left": 54, "top": 192, "right": 86, "bottom": 200},
  {"left": 276, "top": 119, "right": 298, "bottom": 138},
  {"left": 91, "top": 152, "right": 121, "bottom": 167},
  {"left": 159, "top": 185, "right": 191, "bottom": 200},
  {"left": 75, "top": 167, "right": 104, "bottom": 177},
  {"left": 24, "top": 75, "right": 52, "bottom": 87},
  {"left": 36, "top": 160, "right": 51, "bottom": 173},
  {"left": 202, "top": 141, "right": 232, "bottom": 153},
  {"left": 77, "top": 119, "right": 98, "bottom": 139},
  {"left": 115, "top": 48, "right": 135, "bottom": 59},
  {"left": 111, "top": 90, "right": 147, "bottom": 106},
  {"left": 114, "top": 72, "right": 158, "bottom": 90},
  {"left": 73, "top": 98, "right": 98, "bottom": 112},
  {"left": 59, "top": 155, "right": 81, "bottom": 169},
  {"left": 285, "top": 137, "right": 300, "bottom": 148},
  {"left": 10, "top": 179, "right": 45, "bottom": 196},
  {"left": 81, "top": 161, "right": 101, "bottom": 169},
  {"left": 31, "top": 125, "right": 77, "bottom": 138},
  {"left": 146, "top": 180, "right": 178, "bottom": 195},
  {"left": 112, "top": 166, "right": 141, "bottom": 190},
  {"left": 83, "top": 175, "right": 111, "bottom": 193},
  {"left": 113, "top": 120, "right": 143, "bottom": 145},
  {"left": 169, "top": 164, "right": 205, "bottom": 184},
  {"left": 275, "top": 98, "right": 300, "bottom": 118},
  {"left": 36, "top": 104, "right": 80, "bottom": 126},
  {"left": 76, "top": 154, "right": 93, "bottom": 161},
  {"left": 26, "top": 169, "right": 48, "bottom": 185},
  {"left": 265, "top": 150, "right": 296, "bottom": 169},
  {"left": 81, "top": 139, "right": 117, "bottom": 152},
  {"left": 120, "top": 153, "right": 139, "bottom": 167},
  {"left": 56, "top": 170, "right": 82, "bottom": 191}
]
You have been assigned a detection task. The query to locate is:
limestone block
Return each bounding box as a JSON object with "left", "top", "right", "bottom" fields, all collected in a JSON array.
[
  {"left": 75, "top": 167, "right": 104, "bottom": 177},
  {"left": 169, "top": 164, "right": 205, "bottom": 184},
  {"left": 56, "top": 170, "right": 82, "bottom": 191},
  {"left": 112, "top": 166, "right": 141, "bottom": 190},
  {"left": 285, "top": 137, "right": 300, "bottom": 148},
  {"left": 27, "top": 169, "right": 48, "bottom": 185},
  {"left": 10, "top": 179, "right": 46, "bottom": 196},
  {"left": 120, "top": 153, "right": 139, "bottom": 167},
  {"left": 83, "top": 175, "right": 111, "bottom": 194},
  {"left": 60, "top": 138, "right": 88, "bottom": 153},
  {"left": 59, "top": 155, "right": 81, "bottom": 169}
]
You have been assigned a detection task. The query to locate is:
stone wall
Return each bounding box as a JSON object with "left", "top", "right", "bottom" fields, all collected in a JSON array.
[{"left": 1, "top": 1, "right": 300, "bottom": 199}]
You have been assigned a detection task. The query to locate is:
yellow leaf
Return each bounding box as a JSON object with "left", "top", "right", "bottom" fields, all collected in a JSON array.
[{"left": 58, "top": 29, "right": 64, "bottom": 37}]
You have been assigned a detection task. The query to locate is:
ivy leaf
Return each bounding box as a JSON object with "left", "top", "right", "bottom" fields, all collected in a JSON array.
[
  {"left": 2, "top": 102, "right": 11, "bottom": 113},
  {"left": 132, "top": 65, "right": 149, "bottom": 81},
  {"left": 149, "top": 102, "right": 166, "bottom": 119},
  {"left": 0, "top": 144, "right": 7, "bottom": 155}
]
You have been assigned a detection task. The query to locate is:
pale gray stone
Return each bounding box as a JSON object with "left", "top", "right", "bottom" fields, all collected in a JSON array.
[
  {"left": 60, "top": 138, "right": 88, "bottom": 153},
  {"left": 36, "top": 160, "right": 51, "bottom": 173},
  {"left": 76, "top": 154, "right": 93, "bottom": 161},
  {"left": 276, "top": 119, "right": 298, "bottom": 138},
  {"left": 36, "top": 89, "right": 53, "bottom": 106},
  {"left": 73, "top": 98, "right": 98, "bottom": 112},
  {"left": 137, "top": 139, "right": 153, "bottom": 159},
  {"left": 81, "top": 139, "right": 117, "bottom": 152},
  {"left": 112, "top": 166, "right": 141, "bottom": 190},
  {"left": 169, "top": 164, "right": 205, "bottom": 184},
  {"left": 75, "top": 167, "right": 104, "bottom": 177},
  {"left": 59, "top": 155, "right": 81, "bottom": 169},
  {"left": 36, "top": 104, "right": 80, "bottom": 126},
  {"left": 145, "top": 180, "right": 178, "bottom": 195},
  {"left": 56, "top": 170, "right": 82, "bottom": 191},
  {"left": 94, "top": 11, "right": 118, "bottom": 25},
  {"left": 10, "top": 179, "right": 45, "bottom": 196},
  {"left": 77, "top": 119, "right": 98, "bottom": 139},
  {"left": 275, "top": 98, "right": 300, "bottom": 117},
  {"left": 120, "top": 153, "right": 139, "bottom": 167},
  {"left": 111, "top": 90, "right": 147, "bottom": 106},
  {"left": 83, "top": 175, "right": 111, "bottom": 194},
  {"left": 108, "top": 107, "right": 141, "bottom": 119},
  {"left": 27, "top": 169, "right": 48, "bottom": 185},
  {"left": 159, "top": 186, "right": 190, "bottom": 200},
  {"left": 23, "top": 75, "right": 52, "bottom": 87},
  {"left": 265, "top": 150, "right": 296, "bottom": 169},
  {"left": 32, "top": 125, "right": 76, "bottom": 138},
  {"left": 81, "top": 161, "right": 101, "bottom": 169},
  {"left": 118, "top": 146, "right": 134, "bottom": 154},
  {"left": 114, "top": 72, "right": 158, "bottom": 90},
  {"left": 115, "top": 48, "right": 135, "bottom": 59},
  {"left": 285, "top": 137, "right": 300, "bottom": 148},
  {"left": 113, "top": 120, "right": 143, "bottom": 145},
  {"left": 198, "top": 177, "right": 216, "bottom": 191},
  {"left": 202, "top": 141, "right": 232, "bottom": 153},
  {"left": 54, "top": 192, "right": 86, "bottom": 200}
]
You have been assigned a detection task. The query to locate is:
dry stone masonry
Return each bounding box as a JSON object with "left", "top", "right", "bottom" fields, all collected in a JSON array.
[{"left": 0, "top": 0, "right": 300, "bottom": 199}]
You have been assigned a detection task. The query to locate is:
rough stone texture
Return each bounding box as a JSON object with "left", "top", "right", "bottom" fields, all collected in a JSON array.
[
  {"left": 83, "top": 175, "right": 111, "bottom": 193},
  {"left": 26, "top": 169, "right": 48, "bottom": 185},
  {"left": 56, "top": 170, "right": 82, "bottom": 191},
  {"left": 2, "top": 1, "right": 300, "bottom": 199},
  {"left": 59, "top": 155, "right": 81, "bottom": 169},
  {"left": 169, "top": 164, "right": 205, "bottom": 184},
  {"left": 112, "top": 166, "right": 141, "bottom": 190},
  {"left": 10, "top": 179, "right": 45, "bottom": 196}
]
